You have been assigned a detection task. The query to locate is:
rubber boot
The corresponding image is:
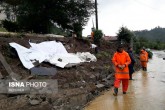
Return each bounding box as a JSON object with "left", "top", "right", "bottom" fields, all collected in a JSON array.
[
  {"left": 129, "top": 74, "right": 132, "bottom": 80},
  {"left": 123, "top": 92, "right": 126, "bottom": 94},
  {"left": 113, "top": 88, "right": 118, "bottom": 96},
  {"left": 145, "top": 67, "right": 147, "bottom": 71}
]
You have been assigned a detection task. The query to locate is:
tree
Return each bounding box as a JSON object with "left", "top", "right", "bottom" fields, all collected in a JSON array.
[
  {"left": 117, "top": 26, "right": 134, "bottom": 43},
  {"left": 1, "top": 0, "right": 95, "bottom": 35},
  {"left": 1, "top": 0, "right": 20, "bottom": 21}
]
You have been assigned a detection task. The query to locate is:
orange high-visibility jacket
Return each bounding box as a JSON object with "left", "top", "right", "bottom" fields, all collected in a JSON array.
[
  {"left": 140, "top": 50, "right": 148, "bottom": 62},
  {"left": 112, "top": 50, "right": 131, "bottom": 79}
]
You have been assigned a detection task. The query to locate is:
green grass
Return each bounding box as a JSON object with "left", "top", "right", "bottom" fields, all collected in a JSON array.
[
  {"left": 0, "top": 27, "right": 7, "bottom": 32},
  {"left": 96, "top": 51, "right": 111, "bottom": 59}
]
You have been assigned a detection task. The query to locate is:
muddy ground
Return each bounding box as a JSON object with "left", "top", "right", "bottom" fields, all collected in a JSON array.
[{"left": 0, "top": 35, "right": 141, "bottom": 110}]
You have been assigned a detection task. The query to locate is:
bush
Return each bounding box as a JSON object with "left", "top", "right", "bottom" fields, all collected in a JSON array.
[
  {"left": 93, "top": 29, "right": 103, "bottom": 46},
  {"left": 0, "top": 27, "right": 7, "bottom": 32},
  {"left": 146, "top": 50, "right": 153, "bottom": 59},
  {"left": 2, "top": 20, "right": 19, "bottom": 32}
]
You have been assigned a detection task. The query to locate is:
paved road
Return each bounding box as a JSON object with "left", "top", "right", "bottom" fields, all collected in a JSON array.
[{"left": 85, "top": 51, "right": 165, "bottom": 110}]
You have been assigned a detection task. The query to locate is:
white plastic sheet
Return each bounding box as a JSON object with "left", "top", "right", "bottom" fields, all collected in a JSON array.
[
  {"left": 9, "top": 41, "right": 97, "bottom": 69},
  {"left": 91, "top": 44, "right": 97, "bottom": 48},
  {"left": 9, "top": 43, "right": 35, "bottom": 69}
]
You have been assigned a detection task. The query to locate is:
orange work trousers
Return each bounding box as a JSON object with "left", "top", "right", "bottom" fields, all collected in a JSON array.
[
  {"left": 141, "top": 61, "right": 147, "bottom": 67},
  {"left": 114, "top": 79, "right": 129, "bottom": 92}
]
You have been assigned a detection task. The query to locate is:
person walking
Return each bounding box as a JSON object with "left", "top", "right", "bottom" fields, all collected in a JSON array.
[
  {"left": 140, "top": 48, "right": 148, "bottom": 71},
  {"left": 91, "top": 28, "right": 94, "bottom": 41},
  {"left": 127, "top": 47, "right": 136, "bottom": 80},
  {"left": 112, "top": 45, "right": 131, "bottom": 96}
]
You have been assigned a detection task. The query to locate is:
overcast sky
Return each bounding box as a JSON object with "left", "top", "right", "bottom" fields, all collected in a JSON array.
[{"left": 83, "top": 0, "right": 165, "bottom": 36}]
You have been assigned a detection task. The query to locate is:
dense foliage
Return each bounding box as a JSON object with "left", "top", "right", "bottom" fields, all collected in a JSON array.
[
  {"left": 1, "top": 0, "right": 95, "bottom": 36},
  {"left": 134, "top": 26, "right": 165, "bottom": 42},
  {"left": 2, "top": 19, "right": 19, "bottom": 32},
  {"left": 134, "top": 37, "right": 165, "bottom": 53},
  {"left": 133, "top": 26, "right": 165, "bottom": 51}
]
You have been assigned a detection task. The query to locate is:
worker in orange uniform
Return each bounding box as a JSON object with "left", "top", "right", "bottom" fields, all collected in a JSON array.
[
  {"left": 140, "top": 48, "right": 148, "bottom": 71},
  {"left": 112, "top": 45, "right": 131, "bottom": 96},
  {"left": 91, "top": 27, "right": 95, "bottom": 41},
  {"left": 91, "top": 31, "right": 94, "bottom": 41}
]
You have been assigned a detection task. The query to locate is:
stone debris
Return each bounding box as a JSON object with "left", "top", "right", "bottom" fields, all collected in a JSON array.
[
  {"left": 96, "top": 84, "right": 105, "bottom": 89},
  {"left": 0, "top": 71, "right": 4, "bottom": 79},
  {"left": 29, "top": 99, "right": 41, "bottom": 105},
  {"left": 30, "top": 67, "right": 57, "bottom": 76}
]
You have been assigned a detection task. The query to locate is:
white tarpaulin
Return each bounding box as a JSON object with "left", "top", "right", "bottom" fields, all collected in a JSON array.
[{"left": 9, "top": 41, "right": 97, "bottom": 69}]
